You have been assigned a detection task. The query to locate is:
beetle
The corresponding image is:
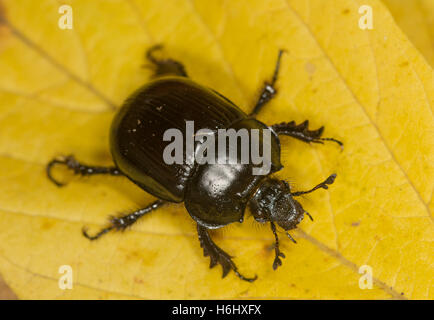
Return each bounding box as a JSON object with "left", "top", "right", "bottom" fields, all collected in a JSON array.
[{"left": 47, "top": 45, "right": 342, "bottom": 282}]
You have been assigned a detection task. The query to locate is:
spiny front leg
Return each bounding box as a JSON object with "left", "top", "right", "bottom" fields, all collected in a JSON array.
[
  {"left": 272, "top": 120, "right": 343, "bottom": 147},
  {"left": 197, "top": 224, "right": 257, "bottom": 282},
  {"left": 47, "top": 155, "right": 122, "bottom": 187},
  {"left": 82, "top": 200, "right": 166, "bottom": 240}
]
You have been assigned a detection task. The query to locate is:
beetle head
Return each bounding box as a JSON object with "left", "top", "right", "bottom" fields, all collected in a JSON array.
[{"left": 249, "top": 178, "right": 308, "bottom": 231}]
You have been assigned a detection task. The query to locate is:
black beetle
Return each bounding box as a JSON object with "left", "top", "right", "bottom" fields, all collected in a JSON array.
[{"left": 47, "top": 45, "right": 342, "bottom": 282}]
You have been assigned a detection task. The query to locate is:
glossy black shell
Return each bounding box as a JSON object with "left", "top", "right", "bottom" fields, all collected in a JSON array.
[{"left": 110, "top": 76, "right": 282, "bottom": 228}]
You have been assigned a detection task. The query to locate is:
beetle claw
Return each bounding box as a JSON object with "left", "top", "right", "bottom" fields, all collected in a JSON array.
[
  {"left": 272, "top": 257, "right": 283, "bottom": 270},
  {"left": 272, "top": 249, "right": 286, "bottom": 270},
  {"left": 46, "top": 157, "right": 70, "bottom": 187},
  {"left": 82, "top": 225, "right": 114, "bottom": 241}
]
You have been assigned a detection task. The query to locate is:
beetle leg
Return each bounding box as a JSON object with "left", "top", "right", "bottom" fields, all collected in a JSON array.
[
  {"left": 270, "top": 222, "right": 286, "bottom": 270},
  {"left": 145, "top": 44, "right": 188, "bottom": 78},
  {"left": 197, "top": 224, "right": 257, "bottom": 282},
  {"left": 82, "top": 200, "right": 166, "bottom": 240},
  {"left": 46, "top": 155, "right": 122, "bottom": 187},
  {"left": 271, "top": 120, "right": 343, "bottom": 148},
  {"left": 291, "top": 174, "right": 337, "bottom": 198},
  {"left": 250, "top": 49, "right": 285, "bottom": 116}
]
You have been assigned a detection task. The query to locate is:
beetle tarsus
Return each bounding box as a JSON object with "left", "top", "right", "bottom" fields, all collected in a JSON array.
[
  {"left": 146, "top": 44, "right": 164, "bottom": 64},
  {"left": 291, "top": 174, "right": 337, "bottom": 197},
  {"left": 145, "top": 44, "right": 188, "bottom": 77},
  {"left": 270, "top": 222, "right": 286, "bottom": 270},
  {"left": 272, "top": 120, "right": 343, "bottom": 148},
  {"left": 82, "top": 200, "right": 166, "bottom": 241},
  {"left": 197, "top": 224, "right": 257, "bottom": 282},
  {"left": 82, "top": 226, "right": 114, "bottom": 241},
  {"left": 46, "top": 158, "right": 69, "bottom": 187},
  {"left": 46, "top": 155, "right": 122, "bottom": 186},
  {"left": 250, "top": 49, "right": 286, "bottom": 116}
]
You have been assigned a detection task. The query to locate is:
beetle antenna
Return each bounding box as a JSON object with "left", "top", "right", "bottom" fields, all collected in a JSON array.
[
  {"left": 271, "top": 49, "right": 286, "bottom": 86},
  {"left": 305, "top": 211, "right": 314, "bottom": 221},
  {"left": 286, "top": 232, "right": 297, "bottom": 244}
]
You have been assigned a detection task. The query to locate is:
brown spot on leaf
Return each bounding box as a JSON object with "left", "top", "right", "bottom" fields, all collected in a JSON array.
[
  {"left": 264, "top": 242, "right": 275, "bottom": 254},
  {"left": 126, "top": 248, "right": 158, "bottom": 266},
  {"left": 0, "top": 1, "right": 9, "bottom": 45},
  {"left": 351, "top": 221, "right": 360, "bottom": 227},
  {"left": 125, "top": 249, "right": 142, "bottom": 260},
  {"left": 40, "top": 220, "right": 56, "bottom": 230},
  {"left": 399, "top": 61, "right": 409, "bottom": 67},
  {"left": 133, "top": 276, "right": 144, "bottom": 284},
  {"left": 305, "top": 62, "right": 316, "bottom": 76},
  {"left": 0, "top": 1, "right": 5, "bottom": 24},
  {"left": 342, "top": 9, "right": 350, "bottom": 15},
  {"left": 238, "top": 289, "right": 249, "bottom": 296}
]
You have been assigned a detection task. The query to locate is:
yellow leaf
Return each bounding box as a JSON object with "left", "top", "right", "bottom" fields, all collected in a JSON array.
[
  {"left": 383, "top": 0, "right": 434, "bottom": 68},
  {"left": 0, "top": 0, "right": 433, "bottom": 299}
]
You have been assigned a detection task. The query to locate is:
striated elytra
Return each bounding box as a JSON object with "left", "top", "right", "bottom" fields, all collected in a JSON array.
[{"left": 47, "top": 45, "right": 342, "bottom": 282}]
